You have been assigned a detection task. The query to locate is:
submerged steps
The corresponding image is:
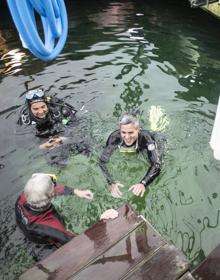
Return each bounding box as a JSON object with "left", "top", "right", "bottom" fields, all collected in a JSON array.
[{"left": 18, "top": 204, "right": 192, "bottom": 280}]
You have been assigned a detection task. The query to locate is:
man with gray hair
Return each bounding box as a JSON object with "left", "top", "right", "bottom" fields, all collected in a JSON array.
[
  {"left": 15, "top": 173, "right": 118, "bottom": 257},
  {"left": 100, "top": 113, "right": 161, "bottom": 198},
  {"left": 15, "top": 173, "right": 93, "bottom": 248}
]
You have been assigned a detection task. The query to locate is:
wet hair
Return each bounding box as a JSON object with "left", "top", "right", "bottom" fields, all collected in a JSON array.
[
  {"left": 119, "top": 113, "right": 140, "bottom": 128},
  {"left": 24, "top": 173, "right": 54, "bottom": 209}
]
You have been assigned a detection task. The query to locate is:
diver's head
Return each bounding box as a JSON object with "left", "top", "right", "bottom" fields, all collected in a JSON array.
[
  {"left": 26, "top": 89, "right": 49, "bottom": 119},
  {"left": 119, "top": 113, "right": 140, "bottom": 146},
  {"left": 24, "top": 173, "right": 55, "bottom": 211}
]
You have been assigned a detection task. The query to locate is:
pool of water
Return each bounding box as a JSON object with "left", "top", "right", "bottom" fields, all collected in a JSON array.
[{"left": 1, "top": 0, "right": 220, "bottom": 278}]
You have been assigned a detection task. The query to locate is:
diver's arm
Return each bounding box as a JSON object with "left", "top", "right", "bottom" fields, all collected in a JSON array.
[
  {"left": 99, "top": 146, "right": 116, "bottom": 185},
  {"left": 100, "top": 146, "right": 124, "bottom": 197},
  {"left": 99, "top": 133, "right": 119, "bottom": 186},
  {"left": 54, "top": 184, "right": 74, "bottom": 196},
  {"left": 140, "top": 136, "right": 161, "bottom": 188},
  {"left": 54, "top": 184, "right": 93, "bottom": 199}
]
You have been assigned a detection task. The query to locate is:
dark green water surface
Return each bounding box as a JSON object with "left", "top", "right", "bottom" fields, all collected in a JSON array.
[{"left": 0, "top": 0, "right": 220, "bottom": 278}]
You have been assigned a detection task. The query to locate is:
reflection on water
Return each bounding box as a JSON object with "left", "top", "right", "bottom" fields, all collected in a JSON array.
[
  {"left": 0, "top": 28, "right": 28, "bottom": 76},
  {"left": 1, "top": 0, "right": 220, "bottom": 278},
  {"left": 1, "top": 49, "right": 27, "bottom": 75},
  {"left": 148, "top": 105, "right": 169, "bottom": 131}
]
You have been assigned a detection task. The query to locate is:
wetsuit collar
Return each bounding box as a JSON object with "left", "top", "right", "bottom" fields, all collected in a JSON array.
[
  {"left": 24, "top": 202, "right": 52, "bottom": 213},
  {"left": 118, "top": 138, "right": 138, "bottom": 153}
]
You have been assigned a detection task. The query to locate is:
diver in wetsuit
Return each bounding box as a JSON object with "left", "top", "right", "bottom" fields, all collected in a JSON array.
[
  {"left": 17, "top": 88, "right": 77, "bottom": 138},
  {"left": 15, "top": 173, "right": 93, "bottom": 248},
  {"left": 15, "top": 173, "right": 118, "bottom": 260},
  {"left": 100, "top": 113, "right": 161, "bottom": 198},
  {"left": 16, "top": 89, "right": 87, "bottom": 164}
]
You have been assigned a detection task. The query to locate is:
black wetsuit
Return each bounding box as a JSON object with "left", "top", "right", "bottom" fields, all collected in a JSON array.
[
  {"left": 17, "top": 97, "right": 77, "bottom": 138},
  {"left": 15, "top": 184, "right": 76, "bottom": 247},
  {"left": 16, "top": 97, "right": 91, "bottom": 166},
  {"left": 100, "top": 129, "right": 161, "bottom": 188}
]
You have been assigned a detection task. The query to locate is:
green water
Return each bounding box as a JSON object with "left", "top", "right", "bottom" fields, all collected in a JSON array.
[{"left": 0, "top": 0, "right": 220, "bottom": 278}]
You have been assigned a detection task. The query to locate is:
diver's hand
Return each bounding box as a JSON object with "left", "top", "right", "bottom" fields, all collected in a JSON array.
[
  {"left": 110, "top": 183, "right": 124, "bottom": 198},
  {"left": 73, "top": 189, "right": 94, "bottom": 200},
  {"left": 129, "top": 183, "right": 145, "bottom": 197},
  {"left": 100, "top": 209, "right": 119, "bottom": 220},
  {"left": 39, "top": 141, "right": 54, "bottom": 150},
  {"left": 39, "top": 137, "right": 63, "bottom": 150}
]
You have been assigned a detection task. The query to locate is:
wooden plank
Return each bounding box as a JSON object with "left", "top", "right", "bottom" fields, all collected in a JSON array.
[
  {"left": 192, "top": 244, "right": 220, "bottom": 280},
  {"left": 19, "top": 204, "right": 144, "bottom": 280},
  {"left": 179, "top": 272, "right": 195, "bottom": 280},
  {"left": 124, "top": 243, "right": 191, "bottom": 280},
  {"left": 72, "top": 222, "right": 165, "bottom": 280}
]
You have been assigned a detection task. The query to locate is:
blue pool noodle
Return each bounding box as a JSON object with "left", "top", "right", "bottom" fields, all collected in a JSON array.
[{"left": 6, "top": 0, "right": 68, "bottom": 61}]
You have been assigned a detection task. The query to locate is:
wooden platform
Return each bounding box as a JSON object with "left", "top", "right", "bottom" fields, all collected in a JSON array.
[
  {"left": 192, "top": 244, "right": 220, "bottom": 280},
  {"left": 19, "top": 204, "right": 191, "bottom": 280}
]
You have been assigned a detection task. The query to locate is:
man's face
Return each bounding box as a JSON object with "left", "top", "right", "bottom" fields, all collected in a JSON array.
[
  {"left": 120, "top": 123, "right": 139, "bottom": 146},
  {"left": 30, "top": 102, "right": 48, "bottom": 119}
]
